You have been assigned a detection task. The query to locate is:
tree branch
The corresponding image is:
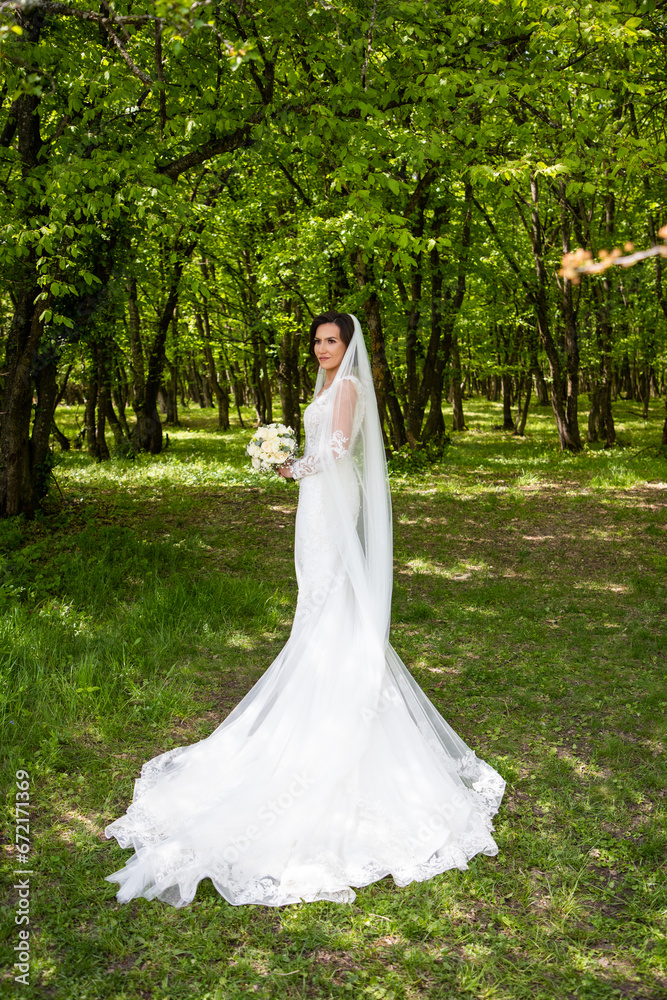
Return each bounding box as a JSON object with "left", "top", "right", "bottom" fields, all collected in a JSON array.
[
  {"left": 156, "top": 116, "right": 262, "bottom": 180},
  {"left": 404, "top": 165, "right": 437, "bottom": 218},
  {"left": 1, "top": 2, "right": 156, "bottom": 27},
  {"left": 100, "top": 18, "right": 153, "bottom": 86},
  {"left": 472, "top": 195, "right": 525, "bottom": 281},
  {"left": 275, "top": 160, "right": 311, "bottom": 206},
  {"left": 361, "top": 0, "right": 377, "bottom": 91}
]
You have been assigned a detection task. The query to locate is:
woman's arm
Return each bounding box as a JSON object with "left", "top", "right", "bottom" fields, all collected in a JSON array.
[{"left": 282, "top": 378, "right": 358, "bottom": 480}]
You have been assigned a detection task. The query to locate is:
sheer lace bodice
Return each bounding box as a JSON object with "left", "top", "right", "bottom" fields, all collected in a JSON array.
[{"left": 291, "top": 376, "right": 365, "bottom": 622}]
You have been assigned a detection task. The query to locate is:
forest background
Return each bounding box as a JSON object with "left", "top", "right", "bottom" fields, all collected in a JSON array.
[
  {"left": 0, "top": 0, "right": 667, "bottom": 512},
  {"left": 0, "top": 2, "right": 666, "bottom": 999}
]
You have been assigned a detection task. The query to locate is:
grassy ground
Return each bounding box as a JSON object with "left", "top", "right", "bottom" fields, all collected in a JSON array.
[{"left": 1, "top": 394, "right": 666, "bottom": 1000}]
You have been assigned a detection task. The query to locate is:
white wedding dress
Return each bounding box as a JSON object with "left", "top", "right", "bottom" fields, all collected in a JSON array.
[{"left": 105, "top": 317, "right": 505, "bottom": 907}]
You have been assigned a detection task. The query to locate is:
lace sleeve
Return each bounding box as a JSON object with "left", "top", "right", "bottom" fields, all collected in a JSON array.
[
  {"left": 289, "top": 377, "right": 359, "bottom": 480},
  {"left": 289, "top": 429, "right": 350, "bottom": 480}
]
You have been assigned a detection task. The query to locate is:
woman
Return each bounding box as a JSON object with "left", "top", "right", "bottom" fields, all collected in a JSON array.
[{"left": 105, "top": 312, "right": 504, "bottom": 907}]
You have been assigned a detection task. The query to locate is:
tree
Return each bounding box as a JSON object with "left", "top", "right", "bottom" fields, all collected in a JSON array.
[{"left": 2, "top": 0, "right": 666, "bottom": 517}]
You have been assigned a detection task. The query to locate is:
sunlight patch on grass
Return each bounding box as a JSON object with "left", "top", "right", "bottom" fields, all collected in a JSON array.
[
  {"left": 460, "top": 604, "right": 501, "bottom": 618},
  {"left": 573, "top": 581, "right": 631, "bottom": 593},
  {"left": 403, "top": 556, "right": 492, "bottom": 580},
  {"left": 551, "top": 750, "right": 610, "bottom": 780},
  {"left": 225, "top": 630, "right": 258, "bottom": 649},
  {"left": 56, "top": 808, "right": 106, "bottom": 841}
]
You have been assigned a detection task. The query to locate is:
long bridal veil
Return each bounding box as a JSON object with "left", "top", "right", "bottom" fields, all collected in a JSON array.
[
  {"left": 105, "top": 315, "right": 505, "bottom": 907},
  {"left": 309, "top": 314, "right": 393, "bottom": 640}
]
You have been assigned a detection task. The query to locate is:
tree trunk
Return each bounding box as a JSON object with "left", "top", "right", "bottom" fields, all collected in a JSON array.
[
  {"left": 128, "top": 279, "right": 145, "bottom": 406},
  {"left": 421, "top": 239, "right": 449, "bottom": 442},
  {"left": 501, "top": 371, "right": 514, "bottom": 430},
  {"left": 104, "top": 398, "right": 125, "bottom": 448},
  {"left": 646, "top": 213, "right": 667, "bottom": 445},
  {"left": 52, "top": 421, "right": 70, "bottom": 451},
  {"left": 50, "top": 365, "right": 73, "bottom": 450},
  {"left": 85, "top": 363, "right": 99, "bottom": 459},
  {"left": 598, "top": 365, "right": 615, "bottom": 446},
  {"left": 354, "top": 250, "right": 407, "bottom": 449},
  {"left": 555, "top": 181, "right": 583, "bottom": 449},
  {"left": 165, "top": 361, "right": 179, "bottom": 426},
  {"left": 190, "top": 355, "right": 205, "bottom": 407},
  {"left": 587, "top": 382, "right": 600, "bottom": 443},
  {"left": 113, "top": 389, "right": 132, "bottom": 441},
  {"left": 179, "top": 370, "right": 188, "bottom": 408},
  {"left": 217, "top": 356, "right": 231, "bottom": 430},
  {"left": 95, "top": 395, "right": 110, "bottom": 459},
  {"left": 197, "top": 312, "right": 231, "bottom": 431},
  {"left": 421, "top": 192, "right": 471, "bottom": 443},
  {"left": 227, "top": 357, "right": 246, "bottom": 428},
  {"left": 132, "top": 280, "right": 180, "bottom": 453},
  {"left": 533, "top": 361, "right": 549, "bottom": 405},
  {"left": 259, "top": 334, "right": 273, "bottom": 425},
  {"left": 31, "top": 360, "right": 59, "bottom": 501},
  {"left": 530, "top": 174, "right": 582, "bottom": 451},
  {"left": 113, "top": 361, "right": 132, "bottom": 439},
  {"left": 249, "top": 322, "right": 270, "bottom": 425},
  {"left": 166, "top": 378, "right": 179, "bottom": 425},
  {"left": 641, "top": 363, "right": 650, "bottom": 421},
  {"left": 514, "top": 374, "right": 532, "bottom": 436},
  {"left": 401, "top": 199, "right": 425, "bottom": 442},
  {"left": 620, "top": 353, "right": 633, "bottom": 398},
  {"left": 200, "top": 367, "right": 213, "bottom": 408},
  {"left": 276, "top": 302, "right": 302, "bottom": 441},
  {"left": 450, "top": 331, "right": 466, "bottom": 431},
  {"left": 133, "top": 407, "right": 163, "bottom": 453},
  {"left": 516, "top": 337, "right": 541, "bottom": 435},
  {"left": 594, "top": 194, "right": 616, "bottom": 447},
  {"left": 95, "top": 343, "right": 111, "bottom": 461},
  {"left": 0, "top": 22, "right": 52, "bottom": 516}
]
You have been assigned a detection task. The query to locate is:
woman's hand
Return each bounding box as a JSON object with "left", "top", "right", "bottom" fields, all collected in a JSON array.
[{"left": 276, "top": 463, "right": 293, "bottom": 478}]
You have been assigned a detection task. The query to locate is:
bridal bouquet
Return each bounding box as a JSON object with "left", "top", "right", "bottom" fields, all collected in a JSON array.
[{"left": 247, "top": 423, "right": 297, "bottom": 472}]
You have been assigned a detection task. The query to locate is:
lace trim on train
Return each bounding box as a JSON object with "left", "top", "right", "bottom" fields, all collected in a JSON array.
[
  {"left": 106, "top": 801, "right": 500, "bottom": 909},
  {"left": 105, "top": 744, "right": 504, "bottom": 908},
  {"left": 455, "top": 750, "right": 506, "bottom": 814}
]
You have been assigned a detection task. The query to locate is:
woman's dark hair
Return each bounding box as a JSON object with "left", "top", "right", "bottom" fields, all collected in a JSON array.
[{"left": 308, "top": 312, "right": 354, "bottom": 359}]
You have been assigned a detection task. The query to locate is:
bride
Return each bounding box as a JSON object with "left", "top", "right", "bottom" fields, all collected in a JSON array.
[{"left": 105, "top": 312, "right": 505, "bottom": 907}]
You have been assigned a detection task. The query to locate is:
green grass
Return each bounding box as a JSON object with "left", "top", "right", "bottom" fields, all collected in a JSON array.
[{"left": 1, "top": 394, "right": 666, "bottom": 1000}]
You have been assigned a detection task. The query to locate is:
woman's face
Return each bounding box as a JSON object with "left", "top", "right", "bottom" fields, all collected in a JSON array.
[{"left": 313, "top": 323, "right": 347, "bottom": 375}]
